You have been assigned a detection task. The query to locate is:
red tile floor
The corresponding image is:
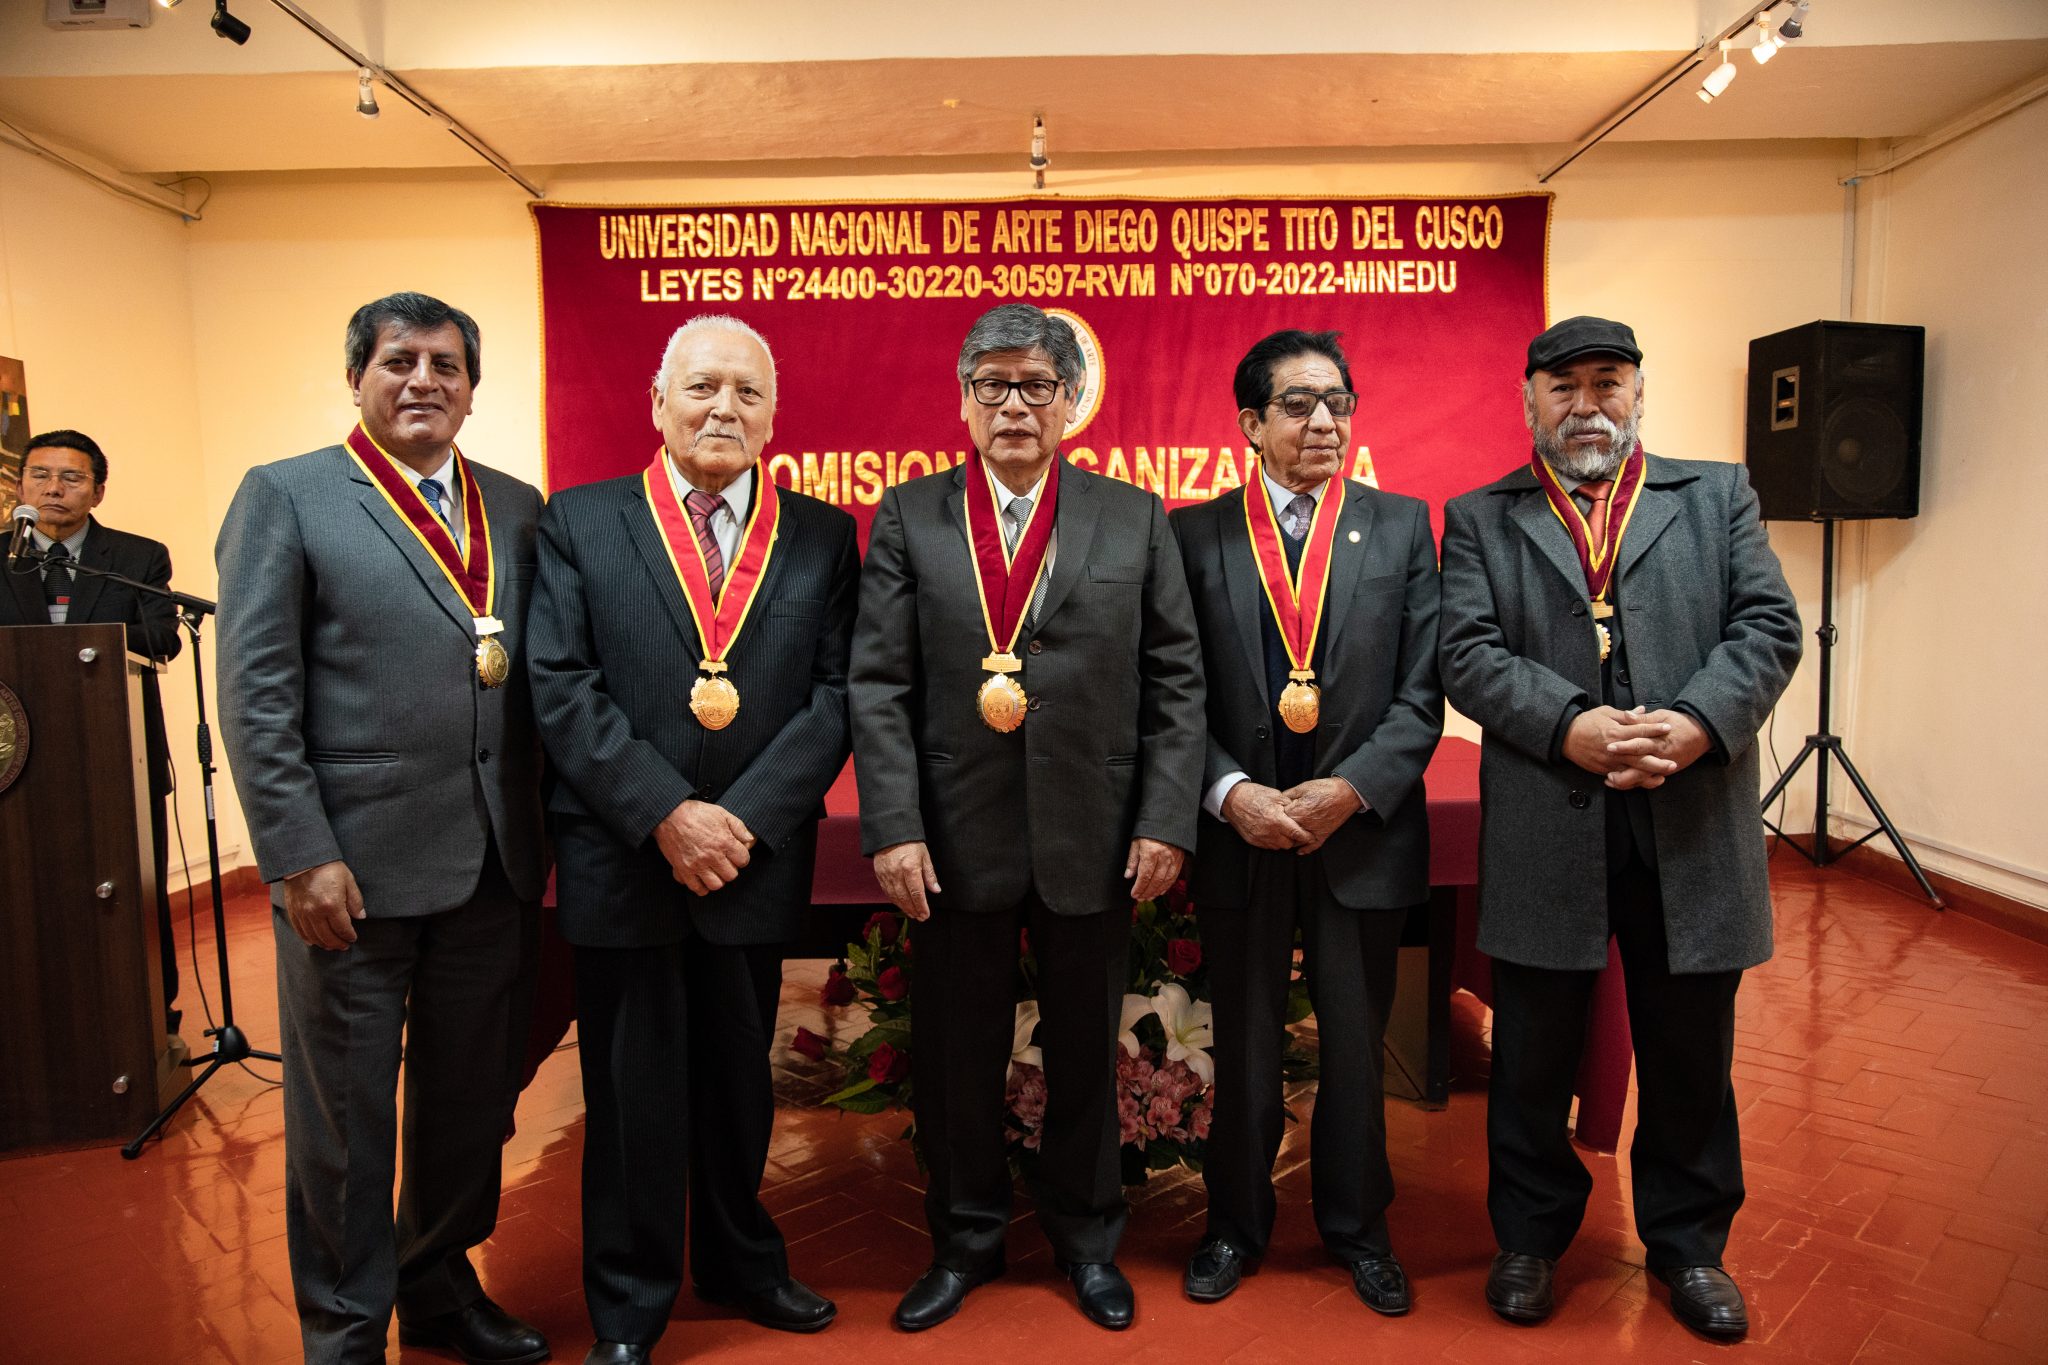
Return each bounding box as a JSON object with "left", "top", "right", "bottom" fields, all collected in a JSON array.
[{"left": 4, "top": 857, "right": 2047, "bottom": 1363}]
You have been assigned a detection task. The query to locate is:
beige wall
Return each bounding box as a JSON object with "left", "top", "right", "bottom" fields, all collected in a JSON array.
[
  {"left": 22, "top": 132, "right": 2043, "bottom": 913},
  {"left": 1831, "top": 98, "right": 2048, "bottom": 908},
  {"left": 0, "top": 140, "right": 235, "bottom": 886}
]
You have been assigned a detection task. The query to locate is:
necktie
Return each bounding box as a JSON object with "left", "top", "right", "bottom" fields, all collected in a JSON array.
[
  {"left": 417, "top": 477, "right": 449, "bottom": 525},
  {"left": 685, "top": 490, "right": 727, "bottom": 600},
  {"left": 1282, "top": 492, "right": 1315, "bottom": 541},
  {"left": 1005, "top": 495, "right": 1049, "bottom": 627},
  {"left": 43, "top": 541, "right": 72, "bottom": 611},
  {"left": 1577, "top": 479, "right": 1614, "bottom": 549}
]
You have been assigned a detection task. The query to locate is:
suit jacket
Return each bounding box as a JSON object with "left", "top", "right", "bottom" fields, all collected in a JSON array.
[
  {"left": 850, "top": 459, "right": 1207, "bottom": 916},
  {"left": 2, "top": 518, "right": 181, "bottom": 799},
  {"left": 215, "top": 445, "right": 547, "bottom": 915},
  {"left": 526, "top": 472, "right": 859, "bottom": 949},
  {"left": 1438, "top": 453, "right": 1801, "bottom": 974},
  {"left": 1172, "top": 481, "right": 1443, "bottom": 911}
]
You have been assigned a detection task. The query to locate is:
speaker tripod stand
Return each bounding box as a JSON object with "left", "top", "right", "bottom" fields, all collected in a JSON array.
[{"left": 1760, "top": 518, "right": 1942, "bottom": 907}]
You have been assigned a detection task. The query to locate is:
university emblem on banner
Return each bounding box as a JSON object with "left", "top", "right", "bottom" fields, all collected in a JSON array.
[
  {"left": 0, "top": 680, "right": 27, "bottom": 796},
  {"left": 1046, "top": 307, "right": 1104, "bottom": 440}
]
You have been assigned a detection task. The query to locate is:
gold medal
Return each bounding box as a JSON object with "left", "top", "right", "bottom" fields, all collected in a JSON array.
[
  {"left": 1591, "top": 600, "right": 1614, "bottom": 661},
  {"left": 1277, "top": 670, "right": 1320, "bottom": 733},
  {"left": 977, "top": 673, "right": 1027, "bottom": 733},
  {"left": 689, "top": 662, "right": 741, "bottom": 730},
  {"left": 978, "top": 651, "right": 1026, "bottom": 733},
  {"left": 475, "top": 635, "right": 510, "bottom": 689}
]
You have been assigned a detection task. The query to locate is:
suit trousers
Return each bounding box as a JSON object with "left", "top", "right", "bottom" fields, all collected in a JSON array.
[
  {"left": 911, "top": 895, "right": 1129, "bottom": 1272},
  {"left": 273, "top": 850, "right": 526, "bottom": 1365},
  {"left": 1486, "top": 844, "right": 1746, "bottom": 1269},
  {"left": 1202, "top": 851, "right": 1407, "bottom": 1260},
  {"left": 574, "top": 938, "right": 790, "bottom": 1345}
]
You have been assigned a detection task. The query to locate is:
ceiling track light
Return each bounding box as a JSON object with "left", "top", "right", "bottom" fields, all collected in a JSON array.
[
  {"left": 1751, "top": 14, "right": 1783, "bottom": 63},
  {"left": 1697, "top": 41, "right": 1737, "bottom": 103},
  {"left": 210, "top": 0, "right": 249, "bottom": 44},
  {"left": 155, "top": 1, "right": 182, "bottom": 10},
  {"left": 1779, "top": 0, "right": 1811, "bottom": 42},
  {"left": 356, "top": 67, "right": 380, "bottom": 119}
]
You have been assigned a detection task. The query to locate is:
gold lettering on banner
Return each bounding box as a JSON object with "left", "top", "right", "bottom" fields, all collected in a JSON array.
[{"left": 788, "top": 210, "right": 933, "bottom": 257}]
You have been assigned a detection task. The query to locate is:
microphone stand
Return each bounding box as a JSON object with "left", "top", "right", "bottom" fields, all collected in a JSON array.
[{"left": 8, "top": 545, "right": 283, "bottom": 1155}]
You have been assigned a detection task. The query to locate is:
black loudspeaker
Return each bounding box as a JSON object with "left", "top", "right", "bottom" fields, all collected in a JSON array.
[{"left": 1745, "top": 320, "right": 1924, "bottom": 521}]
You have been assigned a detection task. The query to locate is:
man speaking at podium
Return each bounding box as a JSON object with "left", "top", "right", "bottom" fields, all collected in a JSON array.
[
  {"left": 217, "top": 293, "right": 550, "bottom": 1365},
  {"left": 2, "top": 429, "right": 184, "bottom": 1038}
]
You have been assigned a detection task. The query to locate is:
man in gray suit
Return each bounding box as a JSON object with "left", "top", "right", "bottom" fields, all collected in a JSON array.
[
  {"left": 218, "top": 292, "right": 549, "bottom": 1365},
  {"left": 1439, "top": 316, "right": 1801, "bottom": 1340},
  {"left": 851, "top": 304, "right": 1206, "bottom": 1333}
]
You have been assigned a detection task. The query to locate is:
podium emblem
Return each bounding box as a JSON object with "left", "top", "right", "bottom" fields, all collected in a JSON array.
[{"left": 0, "top": 681, "right": 25, "bottom": 795}]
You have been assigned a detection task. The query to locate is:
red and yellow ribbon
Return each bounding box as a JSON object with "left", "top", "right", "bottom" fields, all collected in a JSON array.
[
  {"left": 345, "top": 424, "right": 496, "bottom": 619},
  {"left": 964, "top": 450, "right": 1060, "bottom": 655},
  {"left": 1242, "top": 473, "right": 1345, "bottom": 673},
  {"left": 1530, "top": 443, "right": 1647, "bottom": 604},
  {"left": 641, "top": 448, "right": 780, "bottom": 663}
]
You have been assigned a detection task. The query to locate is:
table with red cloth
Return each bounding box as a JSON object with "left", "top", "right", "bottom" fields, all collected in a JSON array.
[{"left": 522, "top": 736, "right": 1635, "bottom": 1153}]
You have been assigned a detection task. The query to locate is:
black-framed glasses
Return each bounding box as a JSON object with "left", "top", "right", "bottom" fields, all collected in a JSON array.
[
  {"left": 1265, "top": 388, "right": 1358, "bottom": 419},
  {"left": 968, "top": 376, "right": 1066, "bottom": 407},
  {"left": 22, "top": 465, "right": 94, "bottom": 489}
]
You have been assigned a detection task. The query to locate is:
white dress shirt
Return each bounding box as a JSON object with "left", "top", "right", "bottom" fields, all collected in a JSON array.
[
  {"left": 665, "top": 456, "right": 754, "bottom": 572},
  {"left": 28, "top": 522, "right": 91, "bottom": 625}
]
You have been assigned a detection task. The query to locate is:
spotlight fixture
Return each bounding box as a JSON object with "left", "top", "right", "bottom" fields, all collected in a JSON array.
[
  {"left": 1697, "top": 41, "right": 1737, "bottom": 103},
  {"left": 1779, "top": 0, "right": 1811, "bottom": 42},
  {"left": 356, "top": 68, "right": 380, "bottom": 119},
  {"left": 1030, "top": 116, "right": 1049, "bottom": 190},
  {"left": 156, "top": 1, "right": 182, "bottom": 10},
  {"left": 1751, "top": 14, "right": 1783, "bottom": 63},
  {"left": 210, "top": 0, "right": 248, "bottom": 44}
]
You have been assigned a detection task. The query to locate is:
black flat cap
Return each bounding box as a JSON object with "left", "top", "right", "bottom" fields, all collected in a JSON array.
[{"left": 1525, "top": 315, "right": 1642, "bottom": 377}]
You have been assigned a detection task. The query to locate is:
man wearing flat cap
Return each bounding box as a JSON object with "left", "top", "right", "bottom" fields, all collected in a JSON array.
[{"left": 1438, "top": 316, "right": 1800, "bottom": 1339}]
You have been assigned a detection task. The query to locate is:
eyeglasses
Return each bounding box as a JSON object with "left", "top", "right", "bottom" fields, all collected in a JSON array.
[
  {"left": 1265, "top": 388, "right": 1358, "bottom": 419},
  {"left": 23, "top": 466, "right": 95, "bottom": 489},
  {"left": 968, "top": 376, "right": 1065, "bottom": 407}
]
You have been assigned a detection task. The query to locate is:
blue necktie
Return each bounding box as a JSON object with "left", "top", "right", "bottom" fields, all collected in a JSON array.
[{"left": 418, "top": 477, "right": 462, "bottom": 550}]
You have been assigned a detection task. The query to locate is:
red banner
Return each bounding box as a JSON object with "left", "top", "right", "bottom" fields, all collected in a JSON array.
[{"left": 533, "top": 195, "right": 1550, "bottom": 540}]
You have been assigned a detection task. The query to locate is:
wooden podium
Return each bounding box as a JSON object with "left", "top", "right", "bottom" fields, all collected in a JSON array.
[{"left": 0, "top": 623, "right": 175, "bottom": 1151}]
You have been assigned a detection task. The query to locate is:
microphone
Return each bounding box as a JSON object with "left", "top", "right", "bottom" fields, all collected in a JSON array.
[{"left": 6, "top": 504, "right": 36, "bottom": 571}]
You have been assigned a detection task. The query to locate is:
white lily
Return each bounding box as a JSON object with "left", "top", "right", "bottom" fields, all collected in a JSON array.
[
  {"left": 1151, "top": 982, "right": 1216, "bottom": 1084},
  {"left": 1117, "top": 993, "right": 1154, "bottom": 1057},
  {"left": 1009, "top": 1000, "right": 1043, "bottom": 1078}
]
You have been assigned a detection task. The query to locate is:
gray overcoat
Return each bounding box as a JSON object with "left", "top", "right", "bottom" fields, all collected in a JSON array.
[{"left": 1439, "top": 453, "right": 1801, "bottom": 974}]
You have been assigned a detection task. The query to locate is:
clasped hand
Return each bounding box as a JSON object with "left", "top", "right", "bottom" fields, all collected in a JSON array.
[
  {"left": 655, "top": 798, "right": 756, "bottom": 896},
  {"left": 1222, "top": 776, "right": 1361, "bottom": 855},
  {"left": 1564, "top": 705, "right": 1710, "bottom": 791}
]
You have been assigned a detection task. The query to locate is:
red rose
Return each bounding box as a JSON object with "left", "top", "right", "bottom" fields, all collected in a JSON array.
[
  {"left": 1166, "top": 938, "right": 1202, "bottom": 977},
  {"left": 867, "top": 1042, "right": 910, "bottom": 1085},
  {"left": 877, "top": 965, "right": 909, "bottom": 1001},
  {"left": 820, "top": 966, "right": 856, "bottom": 1007},
  {"left": 790, "top": 1026, "right": 827, "bottom": 1061},
  {"left": 864, "top": 910, "right": 900, "bottom": 945}
]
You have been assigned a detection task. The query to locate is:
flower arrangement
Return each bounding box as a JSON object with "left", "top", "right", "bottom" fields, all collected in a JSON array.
[{"left": 798, "top": 885, "right": 1315, "bottom": 1181}]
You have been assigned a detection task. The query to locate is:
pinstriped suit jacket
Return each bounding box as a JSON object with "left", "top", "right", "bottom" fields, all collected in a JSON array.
[{"left": 527, "top": 470, "right": 859, "bottom": 948}]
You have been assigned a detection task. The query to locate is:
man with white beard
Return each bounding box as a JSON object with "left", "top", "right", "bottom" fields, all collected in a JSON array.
[{"left": 1438, "top": 317, "right": 1800, "bottom": 1341}]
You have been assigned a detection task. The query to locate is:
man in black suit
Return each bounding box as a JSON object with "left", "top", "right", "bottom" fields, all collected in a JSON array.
[
  {"left": 1170, "top": 331, "right": 1442, "bottom": 1313},
  {"left": 527, "top": 315, "right": 858, "bottom": 1365},
  {"left": 850, "top": 303, "right": 1206, "bottom": 1333},
  {"left": 2, "top": 429, "right": 184, "bottom": 1037}
]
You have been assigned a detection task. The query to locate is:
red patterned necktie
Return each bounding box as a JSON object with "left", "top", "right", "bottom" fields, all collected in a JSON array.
[
  {"left": 685, "top": 490, "right": 726, "bottom": 600},
  {"left": 1578, "top": 479, "right": 1614, "bottom": 549}
]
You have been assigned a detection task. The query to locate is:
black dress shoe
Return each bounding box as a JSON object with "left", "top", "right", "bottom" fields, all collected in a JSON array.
[
  {"left": 1484, "top": 1250, "right": 1556, "bottom": 1324},
  {"left": 398, "top": 1296, "right": 549, "bottom": 1365},
  {"left": 1058, "top": 1260, "right": 1135, "bottom": 1331},
  {"left": 696, "top": 1277, "right": 837, "bottom": 1333},
  {"left": 1348, "top": 1255, "right": 1411, "bottom": 1315},
  {"left": 1185, "top": 1238, "right": 1257, "bottom": 1302},
  {"left": 582, "top": 1345, "right": 647, "bottom": 1365},
  {"left": 894, "top": 1263, "right": 1003, "bottom": 1331},
  {"left": 1655, "top": 1265, "right": 1749, "bottom": 1340}
]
